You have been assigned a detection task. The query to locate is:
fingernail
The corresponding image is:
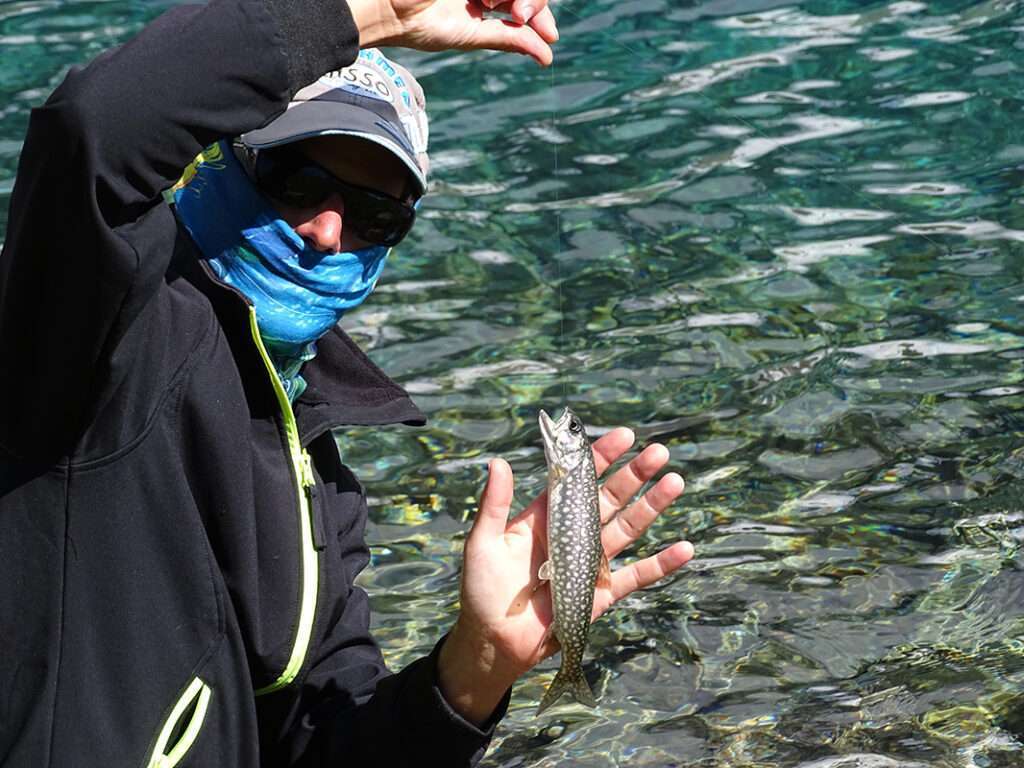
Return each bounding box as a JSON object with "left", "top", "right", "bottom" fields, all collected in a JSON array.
[{"left": 521, "top": 4, "right": 535, "bottom": 19}]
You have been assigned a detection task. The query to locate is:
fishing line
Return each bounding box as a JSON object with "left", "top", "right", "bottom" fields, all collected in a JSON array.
[
  {"left": 551, "top": 46, "right": 569, "bottom": 406},
  {"left": 549, "top": 0, "right": 957, "bottom": 258}
]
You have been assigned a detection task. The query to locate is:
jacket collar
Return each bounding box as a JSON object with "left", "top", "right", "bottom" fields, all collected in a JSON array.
[
  {"left": 294, "top": 326, "right": 426, "bottom": 443},
  {"left": 174, "top": 232, "right": 425, "bottom": 443}
]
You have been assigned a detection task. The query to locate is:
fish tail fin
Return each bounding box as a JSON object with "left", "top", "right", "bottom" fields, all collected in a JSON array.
[
  {"left": 536, "top": 667, "right": 597, "bottom": 715},
  {"left": 572, "top": 672, "right": 598, "bottom": 708}
]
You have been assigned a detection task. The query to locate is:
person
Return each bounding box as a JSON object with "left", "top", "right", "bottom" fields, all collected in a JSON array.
[{"left": 0, "top": 0, "right": 694, "bottom": 765}]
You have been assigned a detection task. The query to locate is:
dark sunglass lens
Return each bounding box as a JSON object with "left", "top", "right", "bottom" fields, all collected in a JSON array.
[
  {"left": 255, "top": 149, "right": 417, "bottom": 246},
  {"left": 279, "top": 170, "right": 333, "bottom": 208},
  {"left": 350, "top": 201, "right": 415, "bottom": 247},
  {"left": 256, "top": 153, "right": 327, "bottom": 209}
]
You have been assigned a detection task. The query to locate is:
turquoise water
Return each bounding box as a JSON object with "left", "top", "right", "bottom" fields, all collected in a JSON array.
[{"left": 3, "top": 1, "right": 1024, "bottom": 766}]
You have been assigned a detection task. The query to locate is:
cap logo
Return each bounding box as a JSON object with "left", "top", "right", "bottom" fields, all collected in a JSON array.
[
  {"left": 361, "top": 48, "right": 394, "bottom": 76},
  {"left": 244, "top": 47, "right": 429, "bottom": 187},
  {"left": 320, "top": 65, "right": 394, "bottom": 103}
]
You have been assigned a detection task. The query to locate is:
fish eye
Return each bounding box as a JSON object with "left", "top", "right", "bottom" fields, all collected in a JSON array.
[{"left": 569, "top": 417, "right": 583, "bottom": 434}]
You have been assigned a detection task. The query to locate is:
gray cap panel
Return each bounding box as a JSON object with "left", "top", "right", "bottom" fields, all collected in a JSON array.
[{"left": 240, "top": 100, "right": 426, "bottom": 195}]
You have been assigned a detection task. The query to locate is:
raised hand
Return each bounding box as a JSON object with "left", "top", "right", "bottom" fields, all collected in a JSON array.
[
  {"left": 438, "top": 427, "right": 694, "bottom": 724},
  {"left": 347, "top": 0, "right": 559, "bottom": 66}
]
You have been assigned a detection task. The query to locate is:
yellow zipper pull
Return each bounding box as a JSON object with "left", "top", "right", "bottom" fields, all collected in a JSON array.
[
  {"left": 302, "top": 450, "right": 326, "bottom": 551},
  {"left": 300, "top": 450, "right": 316, "bottom": 488}
]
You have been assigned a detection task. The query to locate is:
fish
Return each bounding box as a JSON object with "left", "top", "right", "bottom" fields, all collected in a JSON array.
[{"left": 536, "top": 407, "right": 611, "bottom": 715}]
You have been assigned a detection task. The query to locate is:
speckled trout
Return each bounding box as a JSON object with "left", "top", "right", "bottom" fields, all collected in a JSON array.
[{"left": 536, "top": 407, "right": 611, "bottom": 715}]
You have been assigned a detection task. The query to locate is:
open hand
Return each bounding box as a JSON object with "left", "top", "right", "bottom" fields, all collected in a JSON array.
[
  {"left": 348, "top": 0, "right": 559, "bottom": 66},
  {"left": 438, "top": 427, "right": 694, "bottom": 723}
]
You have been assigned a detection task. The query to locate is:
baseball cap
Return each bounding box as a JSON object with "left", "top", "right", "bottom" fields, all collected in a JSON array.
[{"left": 240, "top": 49, "right": 430, "bottom": 195}]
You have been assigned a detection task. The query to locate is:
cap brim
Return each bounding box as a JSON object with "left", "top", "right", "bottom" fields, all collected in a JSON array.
[{"left": 241, "top": 102, "right": 427, "bottom": 195}]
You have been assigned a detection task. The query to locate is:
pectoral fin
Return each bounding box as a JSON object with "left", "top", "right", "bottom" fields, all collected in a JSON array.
[
  {"left": 537, "top": 620, "right": 558, "bottom": 656},
  {"left": 596, "top": 551, "right": 612, "bottom": 590}
]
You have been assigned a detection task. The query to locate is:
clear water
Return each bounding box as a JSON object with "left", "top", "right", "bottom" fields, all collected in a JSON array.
[{"left": 3, "top": 1, "right": 1024, "bottom": 766}]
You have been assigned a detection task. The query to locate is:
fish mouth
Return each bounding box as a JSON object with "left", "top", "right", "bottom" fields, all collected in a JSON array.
[
  {"left": 539, "top": 408, "right": 574, "bottom": 449},
  {"left": 539, "top": 408, "right": 573, "bottom": 442},
  {"left": 539, "top": 409, "right": 556, "bottom": 446}
]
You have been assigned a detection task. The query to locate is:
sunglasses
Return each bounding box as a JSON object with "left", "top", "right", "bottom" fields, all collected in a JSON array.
[{"left": 251, "top": 147, "right": 418, "bottom": 248}]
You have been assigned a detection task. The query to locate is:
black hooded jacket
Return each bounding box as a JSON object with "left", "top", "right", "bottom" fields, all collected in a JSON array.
[{"left": 0, "top": 0, "right": 508, "bottom": 765}]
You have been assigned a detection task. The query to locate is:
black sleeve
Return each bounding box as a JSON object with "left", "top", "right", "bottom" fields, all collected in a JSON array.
[
  {"left": 0, "top": 0, "right": 359, "bottom": 459},
  {"left": 299, "top": 595, "right": 512, "bottom": 768},
  {"left": 261, "top": 455, "right": 511, "bottom": 767}
]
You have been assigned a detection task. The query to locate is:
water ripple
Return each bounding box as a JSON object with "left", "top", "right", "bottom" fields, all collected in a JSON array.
[{"left": 4, "top": 0, "right": 1024, "bottom": 765}]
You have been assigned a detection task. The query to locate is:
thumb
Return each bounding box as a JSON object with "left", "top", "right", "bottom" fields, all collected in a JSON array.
[
  {"left": 470, "top": 458, "right": 514, "bottom": 542},
  {"left": 465, "top": 20, "right": 554, "bottom": 66}
]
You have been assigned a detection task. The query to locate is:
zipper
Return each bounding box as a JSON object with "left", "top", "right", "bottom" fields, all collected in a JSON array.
[
  {"left": 303, "top": 451, "right": 328, "bottom": 550},
  {"left": 146, "top": 676, "right": 212, "bottom": 768},
  {"left": 246, "top": 307, "right": 321, "bottom": 695}
]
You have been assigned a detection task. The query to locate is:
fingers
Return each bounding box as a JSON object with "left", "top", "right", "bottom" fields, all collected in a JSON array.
[
  {"left": 601, "top": 471, "right": 684, "bottom": 559},
  {"left": 596, "top": 541, "right": 695, "bottom": 614},
  {"left": 472, "top": 0, "right": 558, "bottom": 64},
  {"left": 509, "top": 0, "right": 557, "bottom": 42},
  {"left": 591, "top": 427, "right": 636, "bottom": 475},
  {"left": 469, "top": 458, "right": 515, "bottom": 542},
  {"left": 598, "top": 442, "right": 670, "bottom": 523},
  {"left": 595, "top": 440, "right": 685, "bottom": 558},
  {"left": 460, "top": 17, "right": 553, "bottom": 66},
  {"left": 528, "top": 6, "right": 558, "bottom": 43},
  {"left": 483, "top": 0, "right": 556, "bottom": 33},
  {"left": 508, "top": 427, "right": 639, "bottom": 531}
]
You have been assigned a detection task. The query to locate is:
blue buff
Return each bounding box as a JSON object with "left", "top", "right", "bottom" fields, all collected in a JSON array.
[{"left": 172, "top": 141, "right": 390, "bottom": 396}]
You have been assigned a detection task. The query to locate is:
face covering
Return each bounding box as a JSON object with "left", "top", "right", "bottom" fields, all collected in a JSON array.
[{"left": 171, "top": 141, "right": 391, "bottom": 399}]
